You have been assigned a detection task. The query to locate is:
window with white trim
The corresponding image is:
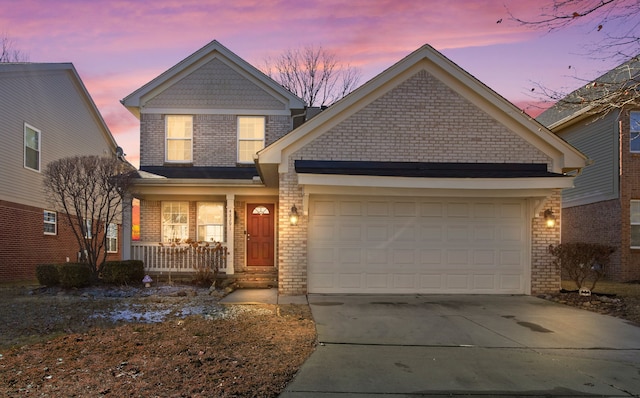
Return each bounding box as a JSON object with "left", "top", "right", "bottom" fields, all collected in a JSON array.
[
  {"left": 106, "top": 223, "right": 118, "bottom": 253},
  {"left": 631, "top": 112, "right": 640, "bottom": 153},
  {"left": 631, "top": 200, "right": 640, "bottom": 247},
  {"left": 24, "top": 123, "right": 41, "bottom": 171},
  {"left": 162, "top": 201, "right": 189, "bottom": 242},
  {"left": 197, "top": 202, "right": 224, "bottom": 242},
  {"left": 44, "top": 210, "right": 56, "bottom": 235},
  {"left": 238, "top": 116, "right": 265, "bottom": 163},
  {"left": 166, "top": 115, "right": 193, "bottom": 162}
]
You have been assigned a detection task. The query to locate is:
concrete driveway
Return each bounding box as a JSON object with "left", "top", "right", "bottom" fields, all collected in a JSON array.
[{"left": 280, "top": 295, "right": 640, "bottom": 397}]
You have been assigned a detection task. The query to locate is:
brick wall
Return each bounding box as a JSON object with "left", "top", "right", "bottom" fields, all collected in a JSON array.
[
  {"left": 140, "top": 200, "right": 162, "bottom": 242},
  {"left": 0, "top": 200, "right": 121, "bottom": 283},
  {"left": 561, "top": 199, "right": 622, "bottom": 280},
  {"left": 619, "top": 108, "right": 640, "bottom": 281},
  {"left": 140, "top": 114, "right": 165, "bottom": 166},
  {"left": 530, "top": 191, "right": 562, "bottom": 295},
  {"left": 298, "top": 71, "right": 551, "bottom": 166},
  {"left": 278, "top": 159, "right": 307, "bottom": 295},
  {"left": 140, "top": 114, "right": 292, "bottom": 168}
]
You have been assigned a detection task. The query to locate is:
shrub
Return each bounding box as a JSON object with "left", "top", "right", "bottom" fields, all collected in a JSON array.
[
  {"left": 57, "top": 263, "right": 92, "bottom": 288},
  {"left": 101, "top": 260, "right": 145, "bottom": 285},
  {"left": 548, "top": 242, "right": 616, "bottom": 291},
  {"left": 36, "top": 264, "right": 60, "bottom": 286}
]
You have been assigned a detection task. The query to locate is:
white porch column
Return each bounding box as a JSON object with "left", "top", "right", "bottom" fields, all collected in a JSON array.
[
  {"left": 121, "top": 193, "right": 132, "bottom": 260},
  {"left": 226, "top": 194, "right": 235, "bottom": 275}
]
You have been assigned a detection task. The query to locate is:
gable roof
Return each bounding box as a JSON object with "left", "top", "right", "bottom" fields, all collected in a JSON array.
[
  {"left": 0, "top": 62, "right": 119, "bottom": 151},
  {"left": 121, "top": 39, "right": 305, "bottom": 117},
  {"left": 257, "top": 44, "right": 587, "bottom": 183},
  {"left": 537, "top": 55, "right": 640, "bottom": 130}
]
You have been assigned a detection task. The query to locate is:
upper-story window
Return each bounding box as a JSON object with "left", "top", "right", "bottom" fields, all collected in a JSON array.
[
  {"left": 166, "top": 115, "right": 193, "bottom": 162},
  {"left": 238, "top": 116, "right": 265, "bottom": 163},
  {"left": 24, "top": 123, "right": 41, "bottom": 171},
  {"left": 630, "top": 111, "right": 640, "bottom": 153}
]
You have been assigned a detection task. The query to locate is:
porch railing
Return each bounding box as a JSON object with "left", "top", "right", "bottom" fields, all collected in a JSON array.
[{"left": 131, "top": 241, "right": 228, "bottom": 275}]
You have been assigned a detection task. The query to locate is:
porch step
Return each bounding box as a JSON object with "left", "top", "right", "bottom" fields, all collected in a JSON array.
[{"left": 218, "top": 270, "right": 278, "bottom": 289}]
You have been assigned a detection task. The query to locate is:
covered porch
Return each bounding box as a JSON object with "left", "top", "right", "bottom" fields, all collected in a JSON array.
[{"left": 121, "top": 169, "right": 279, "bottom": 283}]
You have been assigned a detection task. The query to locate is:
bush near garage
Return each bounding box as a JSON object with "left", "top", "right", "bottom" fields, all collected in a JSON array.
[
  {"left": 548, "top": 242, "right": 616, "bottom": 291},
  {"left": 100, "top": 260, "right": 145, "bottom": 285}
]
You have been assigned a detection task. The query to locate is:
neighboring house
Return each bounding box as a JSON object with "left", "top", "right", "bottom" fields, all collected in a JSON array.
[
  {"left": 122, "top": 40, "right": 587, "bottom": 295},
  {"left": 538, "top": 56, "right": 640, "bottom": 283},
  {"left": 0, "top": 63, "right": 123, "bottom": 282}
]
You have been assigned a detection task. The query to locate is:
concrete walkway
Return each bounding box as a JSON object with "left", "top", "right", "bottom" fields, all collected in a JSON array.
[
  {"left": 219, "top": 288, "right": 308, "bottom": 305},
  {"left": 281, "top": 294, "right": 640, "bottom": 397}
]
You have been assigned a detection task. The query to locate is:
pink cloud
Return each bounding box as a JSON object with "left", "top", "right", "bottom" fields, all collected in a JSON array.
[{"left": 1, "top": 0, "right": 625, "bottom": 167}]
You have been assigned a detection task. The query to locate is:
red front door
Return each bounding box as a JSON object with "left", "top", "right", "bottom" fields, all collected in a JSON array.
[{"left": 246, "top": 204, "right": 275, "bottom": 266}]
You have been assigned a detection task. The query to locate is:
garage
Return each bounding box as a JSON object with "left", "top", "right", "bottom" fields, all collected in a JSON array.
[{"left": 308, "top": 195, "right": 529, "bottom": 294}]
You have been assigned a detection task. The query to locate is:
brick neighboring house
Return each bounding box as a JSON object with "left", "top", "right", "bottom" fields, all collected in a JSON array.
[
  {"left": 538, "top": 56, "right": 640, "bottom": 282},
  {"left": 122, "top": 40, "right": 587, "bottom": 295},
  {"left": 0, "top": 63, "right": 123, "bottom": 282}
]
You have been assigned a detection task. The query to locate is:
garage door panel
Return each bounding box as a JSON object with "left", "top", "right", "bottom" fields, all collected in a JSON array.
[
  {"left": 447, "top": 225, "right": 469, "bottom": 241},
  {"left": 335, "top": 273, "right": 360, "bottom": 288},
  {"left": 473, "top": 274, "right": 496, "bottom": 290},
  {"left": 474, "top": 250, "right": 496, "bottom": 265},
  {"left": 500, "top": 275, "right": 523, "bottom": 290},
  {"left": 366, "top": 273, "right": 390, "bottom": 288},
  {"left": 308, "top": 196, "right": 529, "bottom": 294},
  {"left": 340, "top": 201, "right": 362, "bottom": 216},
  {"left": 420, "top": 202, "right": 444, "bottom": 217},
  {"left": 392, "top": 224, "right": 417, "bottom": 241},
  {"left": 420, "top": 249, "right": 442, "bottom": 264},
  {"left": 474, "top": 225, "right": 496, "bottom": 241},
  {"left": 367, "top": 201, "right": 390, "bottom": 216},
  {"left": 394, "top": 202, "right": 417, "bottom": 216}
]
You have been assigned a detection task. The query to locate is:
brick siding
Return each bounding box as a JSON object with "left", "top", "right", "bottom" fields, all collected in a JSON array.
[
  {"left": 297, "top": 71, "right": 551, "bottom": 166},
  {"left": 561, "top": 200, "right": 623, "bottom": 280},
  {"left": 619, "top": 109, "right": 640, "bottom": 281},
  {"left": 0, "top": 200, "right": 121, "bottom": 282},
  {"left": 531, "top": 191, "right": 562, "bottom": 294},
  {"left": 140, "top": 114, "right": 292, "bottom": 168}
]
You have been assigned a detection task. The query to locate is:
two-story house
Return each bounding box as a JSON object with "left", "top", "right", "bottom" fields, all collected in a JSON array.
[
  {"left": 121, "top": 40, "right": 306, "bottom": 283},
  {"left": 123, "top": 40, "right": 587, "bottom": 296},
  {"left": 538, "top": 56, "right": 640, "bottom": 283},
  {"left": 0, "top": 63, "right": 122, "bottom": 282}
]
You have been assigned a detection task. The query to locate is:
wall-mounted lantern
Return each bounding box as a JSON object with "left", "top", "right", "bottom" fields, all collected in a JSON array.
[
  {"left": 544, "top": 209, "right": 556, "bottom": 228},
  {"left": 289, "top": 205, "right": 299, "bottom": 226}
]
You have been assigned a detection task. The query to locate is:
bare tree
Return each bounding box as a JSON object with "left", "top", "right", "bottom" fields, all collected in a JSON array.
[
  {"left": 1, "top": 33, "right": 28, "bottom": 62},
  {"left": 262, "top": 45, "right": 362, "bottom": 107},
  {"left": 43, "top": 155, "right": 135, "bottom": 277},
  {"left": 510, "top": 0, "right": 640, "bottom": 117}
]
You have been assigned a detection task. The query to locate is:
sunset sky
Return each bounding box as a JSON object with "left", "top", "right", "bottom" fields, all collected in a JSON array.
[{"left": 1, "top": 0, "right": 630, "bottom": 167}]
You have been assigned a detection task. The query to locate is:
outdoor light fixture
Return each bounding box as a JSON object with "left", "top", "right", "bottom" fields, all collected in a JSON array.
[
  {"left": 544, "top": 209, "right": 556, "bottom": 228},
  {"left": 289, "top": 205, "right": 299, "bottom": 226}
]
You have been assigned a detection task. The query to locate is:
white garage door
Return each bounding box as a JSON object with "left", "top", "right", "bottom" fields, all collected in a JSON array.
[{"left": 308, "top": 196, "right": 529, "bottom": 294}]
